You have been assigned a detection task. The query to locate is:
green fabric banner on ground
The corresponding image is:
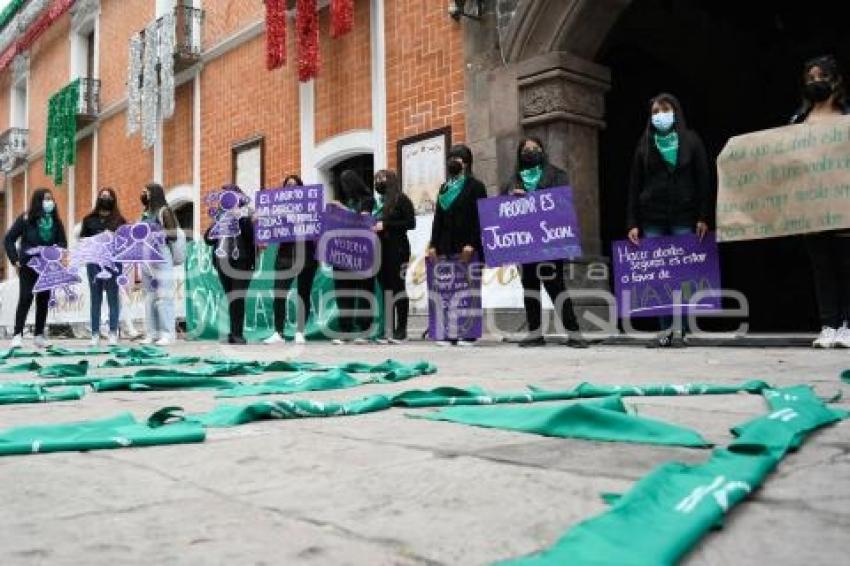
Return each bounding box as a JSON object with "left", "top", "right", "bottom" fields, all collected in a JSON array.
[
  {"left": 497, "top": 385, "right": 848, "bottom": 566},
  {"left": 184, "top": 242, "right": 384, "bottom": 342},
  {"left": 0, "top": 384, "right": 86, "bottom": 405},
  {"left": 416, "top": 396, "right": 712, "bottom": 448},
  {"left": 0, "top": 412, "right": 205, "bottom": 456}
]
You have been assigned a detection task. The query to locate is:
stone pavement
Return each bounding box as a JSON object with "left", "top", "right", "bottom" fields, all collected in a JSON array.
[{"left": 0, "top": 339, "right": 848, "bottom": 565}]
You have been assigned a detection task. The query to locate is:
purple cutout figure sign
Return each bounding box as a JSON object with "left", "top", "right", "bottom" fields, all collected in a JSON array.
[
  {"left": 205, "top": 190, "right": 248, "bottom": 260},
  {"left": 317, "top": 204, "right": 378, "bottom": 275},
  {"left": 255, "top": 184, "right": 324, "bottom": 245},
  {"left": 26, "top": 245, "right": 82, "bottom": 308},
  {"left": 477, "top": 186, "right": 583, "bottom": 267},
  {"left": 426, "top": 257, "right": 483, "bottom": 341},
  {"left": 612, "top": 233, "right": 722, "bottom": 318},
  {"left": 112, "top": 222, "right": 166, "bottom": 264}
]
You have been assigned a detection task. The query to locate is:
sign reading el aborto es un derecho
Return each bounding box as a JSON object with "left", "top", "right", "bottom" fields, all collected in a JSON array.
[
  {"left": 716, "top": 116, "right": 850, "bottom": 242},
  {"left": 254, "top": 184, "right": 324, "bottom": 245},
  {"left": 612, "top": 234, "right": 722, "bottom": 318},
  {"left": 477, "top": 186, "right": 583, "bottom": 267}
]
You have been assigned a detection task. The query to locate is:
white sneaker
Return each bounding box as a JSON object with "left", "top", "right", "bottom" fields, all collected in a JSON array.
[
  {"left": 139, "top": 336, "right": 155, "bottom": 345},
  {"left": 833, "top": 324, "right": 850, "bottom": 349},
  {"left": 108, "top": 333, "right": 119, "bottom": 346},
  {"left": 89, "top": 336, "right": 100, "bottom": 347},
  {"left": 263, "top": 332, "right": 285, "bottom": 345},
  {"left": 814, "top": 327, "right": 837, "bottom": 349},
  {"left": 353, "top": 337, "right": 368, "bottom": 345},
  {"left": 435, "top": 340, "right": 452, "bottom": 347},
  {"left": 457, "top": 340, "right": 476, "bottom": 348},
  {"left": 155, "top": 333, "right": 173, "bottom": 346},
  {"left": 10, "top": 334, "right": 22, "bottom": 348},
  {"left": 294, "top": 332, "right": 306, "bottom": 345},
  {"left": 375, "top": 338, "right": 390, "bottom": 345},
  {"left": 332, "top": 338, "right": 347, "bottom": 346},
  {"left": 34, "top": 335, "right": 50, "bottom": 349}
]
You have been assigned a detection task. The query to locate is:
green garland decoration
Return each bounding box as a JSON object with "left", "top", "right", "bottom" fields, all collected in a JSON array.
[
  {"left": 0, "top": 0, "right": 26, "bottom": 33},
  {"left": 44, "top": 79, "right": 80, "bottom": 186}
]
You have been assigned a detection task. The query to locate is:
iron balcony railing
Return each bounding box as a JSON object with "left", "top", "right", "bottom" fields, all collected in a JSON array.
[
  {"left": 77, "top": 77, "right": 101, "bottom": 120},
  {"left": 0, "top": 127, "right": 29, "bottom": 172}
]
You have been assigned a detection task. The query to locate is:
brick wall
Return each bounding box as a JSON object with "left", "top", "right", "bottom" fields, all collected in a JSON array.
[
  {"left": 11, "top": 175, "right": 24, "bottom": 222},
  {"left": 385, "top": 0, "right": 467, "bottom": 169},
  {"left": 163, "top": 82, "right": 194, "bottom": 189},
  {"left": 27, "top": 13, "right": 71, "bottom": 154},
  {"left": 314, "top": 0, "right": 372, "bottom": 143},
  {"left": 203, "top": 0, "right": 263, "bottom": 49},
  {"left": 99, "top": 0, "right": 155, "bottom": 109},
  {"left": 74, "top": 135, "right": 94, "bottom": 231},
  {"left": 97, "top": 113, "right": 153, "bottom": 223}
]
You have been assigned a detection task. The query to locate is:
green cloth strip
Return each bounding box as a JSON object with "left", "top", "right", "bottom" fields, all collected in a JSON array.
[
  {"left": 99, "top": 356, "right": 202, "bottom": 368},
  {"left": 414, "top": 395, "right": 713, "bottom": 448},
  {"left": 0, "top": 383, "right": 86, "bottom": 405},
  {"left": 0, "top": 411, "right": 205, "bottom": 456},
  {"left": 496, "top": 385, "right": 848, "bottom": 565}
]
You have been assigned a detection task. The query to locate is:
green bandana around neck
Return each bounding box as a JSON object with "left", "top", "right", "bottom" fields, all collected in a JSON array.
[
  {"left": 520, "top": 166, "right": 544, "bottom": 191},
  {"left": 438, "top": 176, "right": 466, "bottom": 210},
  {"left": 654, "top": 131, "right": 679, "bottom": 168}
]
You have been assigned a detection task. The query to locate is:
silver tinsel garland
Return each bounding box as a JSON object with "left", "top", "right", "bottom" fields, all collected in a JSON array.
[
  {"left": 126, "top": 32, "right": 143, "bottom": 136},
  {"left": 0, "top": 0, "right": 53, "bottom": 55},
  {"left": 141, "top": 19, "right": 159, "bottom": 149},
  {"left": 158, "top": 12, "right": 176, "bottom": 121}
]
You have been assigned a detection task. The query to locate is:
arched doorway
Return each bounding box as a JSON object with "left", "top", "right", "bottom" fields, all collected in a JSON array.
[
  {"left": 327, "top": 154, "right": 375, "bottom": 201},
  {"left": 597, "top": 0, "right": 850, "bottom": 331},
  {"left": 502, "top": 0, "right": 850, "bottom": 331}
]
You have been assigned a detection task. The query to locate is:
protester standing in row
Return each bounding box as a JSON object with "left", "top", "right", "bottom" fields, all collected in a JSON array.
[
  {"left": 626, "top": 93, "right": 712, "bottom": 348},
  {"left": 264, "top": 175, "right": 319, "bottom": 345},
  {"left": 139, "top": 183, "right": 180, "bottom": 346},
  {"left": 80, "top": 187, "right": 127, "bottom": 346},
  {"left": 332, "top": 170, "right": 376, "bottom": 344},
  {"left": 205, "top": 184, "right": 256, "bottom": 345},
  {"left": 791, "top": 55, "right": 850, "bottom": 349},
  {"left": 503, "top": 137, "right": 588, "bottom": 349},
  {"left": 428, "top": 144, "right": 487, "bottom": 347},
  {"left": 3, "top": 188, "right": 68, "bottom": 348},
  {"left": 374, "top": 169, "right": 415, "bottom": 344}
]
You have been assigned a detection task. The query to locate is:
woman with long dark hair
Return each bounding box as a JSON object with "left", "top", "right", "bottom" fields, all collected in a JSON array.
[
  {"left": 205, "top": 184, "right": 256, "bottom": 345},
  {"left": 790, "top": 55, "right": 850, "bottom": 348},
  {"left": 331, "top": 169, "right": 376, "bottom": 344},
  {"left": 626, "top": 93, "right": 712, "bottom": 348},
  {"left": 139, "top": 183, "right": 180, "bottom": 346},
  {"left": 427, "top": 144, "right": 487, "bottom": 346},
  {"left": 3, "top": 188, "right": 68, "bottom": 348},
  {"left": 80, "top": 187, "right": 127, "bottom": 346},
  {"left": 263, "top": 174, "right": 319, "bottom": 345},
  {"left": 503, "top": 136, "right": 588, "bottom": 349},
  {"left": 374, "top": 169, "right": 415, "bottom": 343}
]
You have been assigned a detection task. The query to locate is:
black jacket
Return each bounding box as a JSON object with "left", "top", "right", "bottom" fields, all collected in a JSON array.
[
  {"left": 502, "top": 163, "right": 571, "bottom": 194},
  {"left": 379, "top": 193, "right": 415, "bottom": 262},
  {"left": 80, "top": 212, "right": 127, "bottom": 238},
  {"left": 204, "top": 215, "right": 256, "bottom": 271},
  {"left": 4, "top": 213, "right": 68, "bottom": 266},
  {"left": 626, "top": 128, "right": 712, "bottom": 230},
  {"left": 430, "top": 177, "right": 487, "bottom": 257}
]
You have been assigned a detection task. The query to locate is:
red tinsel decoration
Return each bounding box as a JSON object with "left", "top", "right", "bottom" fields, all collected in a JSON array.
[
  {"left": 264, "top": 0, "right": 286, "bottom": 70},
  {"left": 17, "top": 0, "right": 76, "bottom": 53},
  {"left": 296, "top": 0, "right": 319, "bottom": 82},
  {"left": 330, "top": 0, "right": 354, "bottom": 38}
]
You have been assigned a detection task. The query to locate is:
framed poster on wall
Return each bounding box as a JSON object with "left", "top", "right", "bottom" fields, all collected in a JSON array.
[
  {"left": 232, "top": 136, "right": 265, "bottom": 202},
  {"left": 397, "top": 127, "right": 451, "bottom": 216}
]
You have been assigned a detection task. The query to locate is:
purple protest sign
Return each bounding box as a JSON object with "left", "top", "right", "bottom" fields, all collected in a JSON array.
[
  {"left": 317, "top": 204, "right": 377, "bottom": 274},
  {"left": 612, "top": 233, "right": 722, "bottom": 318},
  {"left": 477, "top": 186, "right": 583, "bottom": 267},
  {"left": 255, "top": 184, "right": 324, "bottom": 245},
  {"left": 426, "top": 257, "right": 483, "bottom": 341},
  {"left": 26, "top": 246, "right": 82, "bottom": 307},
  {"left": 112, "top": 222, "right": 166, "bottom": 264}
]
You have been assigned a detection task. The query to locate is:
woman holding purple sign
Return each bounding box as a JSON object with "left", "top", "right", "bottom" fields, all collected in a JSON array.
[
  {"left": 331, "top": 170, "right": 377, "bottom": 344},
  {"left": 138, "top": 183, "right": 180, "bottom": 346},
  {"left": 4, "top": 188, "right": 68, "bottom": 348},
  {"left": 626, "top": 93, "right": 712, "bottom": 348},
  {"left": 204, "top": 184, "right": 256, "bottom": 345},
  {"left": 427, "top": 144, "right": 487, "bottom": 347},
  {"left": 80, "top": 187, "right": 127, "bottom": 346},
  {"left": 263, "top": 175, "right": 319, "bottom": 346},
  {"left": 503, "top": 137, "right": 588, "bottom": 349},
  {"left": 374, "top": 169, "right": 416, "bottom": 344}
]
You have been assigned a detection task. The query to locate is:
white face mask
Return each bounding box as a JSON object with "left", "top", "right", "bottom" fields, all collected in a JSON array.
[
  {"left": 652, "top": 111, "right": 676, "bottom": 132},
  {"left": 42, "top": 200, "right": 55, "bottom": 214}
]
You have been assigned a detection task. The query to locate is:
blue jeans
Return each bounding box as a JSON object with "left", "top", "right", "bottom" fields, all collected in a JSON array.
[
  {"left": 87, "top": 264, "right": 120, "bottom": 334},
  {"left": 142, "top": 247, "right": 176, "bottom": 339},
  {"left": 643, "top": 224, "right": 693, "bottom": 334}
]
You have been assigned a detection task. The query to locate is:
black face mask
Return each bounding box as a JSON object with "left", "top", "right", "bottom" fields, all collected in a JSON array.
[
  {"left": 98, "top": 198, "right": 115, "bottom": 211},
  {"left": 520, "top": 149, "right": 544, "bottom": 169},
  {"left": 140, "top": 194, "right": 150, "bottom": 207},
  {"left": 374, "top": 181, "right": 387, "bottom": 195},
  {"left": 805, "top": 80, "right": 835, "bottom": 103},
  {"left": 447, "top": 159, "right": 464, "bottom": 177}
]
